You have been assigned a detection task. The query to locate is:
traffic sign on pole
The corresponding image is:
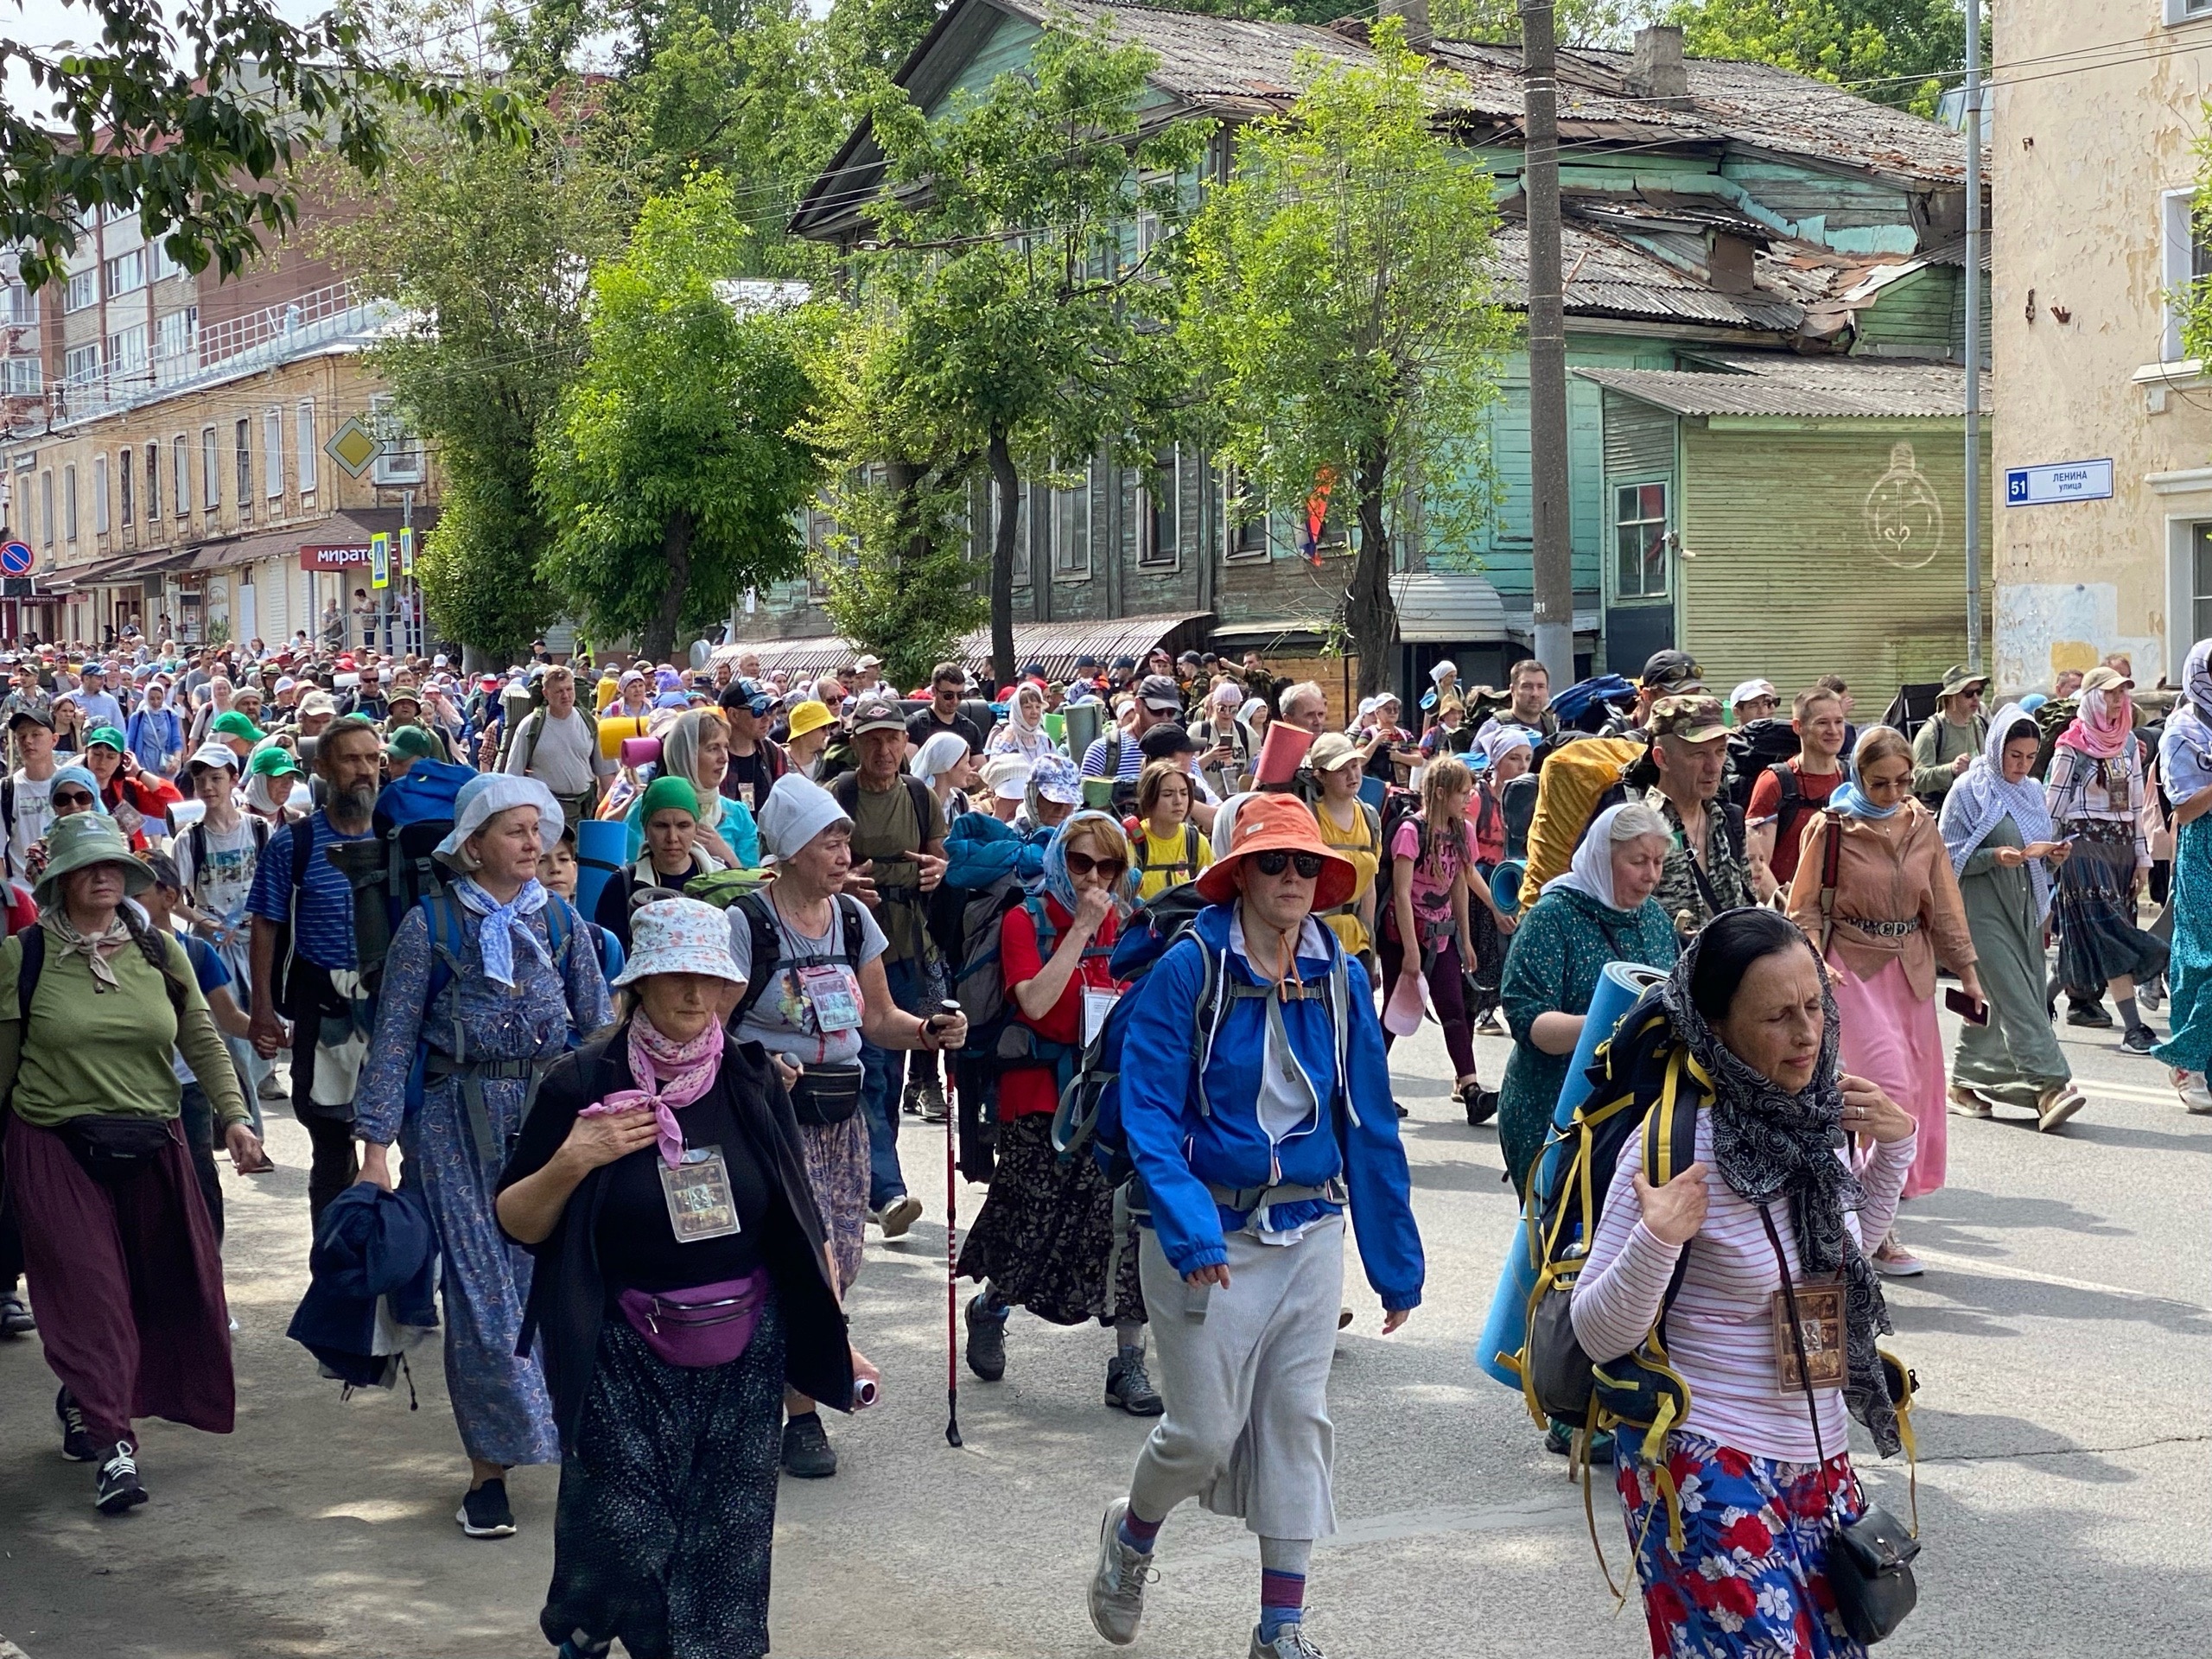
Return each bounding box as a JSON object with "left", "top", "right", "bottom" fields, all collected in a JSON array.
[
  {"left": 370, "top": 532, "right": 391, "bottom": 590},
  {"left": 0, "top": 540, "right": 33, "bottom": 577},
  {"left": 397, "top": 524, "right": 415, "bottom": 576}
]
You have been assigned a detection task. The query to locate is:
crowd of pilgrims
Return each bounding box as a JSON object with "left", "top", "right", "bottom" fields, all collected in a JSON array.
[{"left": 0, "top": 621, "right": 2200, "bottom": 1659}]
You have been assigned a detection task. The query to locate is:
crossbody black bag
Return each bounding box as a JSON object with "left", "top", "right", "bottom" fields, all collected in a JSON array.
[{"left": 1757, "top": 1203, "right": 1920, "bottom": 1645}]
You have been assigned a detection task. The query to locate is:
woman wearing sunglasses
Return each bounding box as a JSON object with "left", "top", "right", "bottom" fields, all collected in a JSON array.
[
  {"left": 1087, "top": 793, "right": 1422, "bottom": 1659},
  {"left": 957, "top": 810, "right": 1160, "bottom": 1415}
]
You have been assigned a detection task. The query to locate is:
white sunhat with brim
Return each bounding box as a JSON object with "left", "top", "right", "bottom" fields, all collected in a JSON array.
[{"left": 610, "top": 896, "right": 748, "bottom": 988}]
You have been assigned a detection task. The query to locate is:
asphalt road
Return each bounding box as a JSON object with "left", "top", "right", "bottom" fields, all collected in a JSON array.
[{"left": 0, "top": 1002, "right": 2205, "bottom": 1659}]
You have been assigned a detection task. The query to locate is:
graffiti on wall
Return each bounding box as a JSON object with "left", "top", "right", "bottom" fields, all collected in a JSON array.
[
  {"left": 1995, "top": 581, "right": 2162, "bottom": 693},
  {"left": 1864, "top": 442, "right": 1946, "bottom": 570}
]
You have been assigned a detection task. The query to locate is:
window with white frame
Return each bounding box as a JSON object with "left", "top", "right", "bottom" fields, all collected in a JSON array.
[
  {"left": 106, "top": 323, "right": 147, "bottom": 376},
  {"left": 4, "top": 282, "right": 35, "bottom": 325},
  {"left": 62, "top": 464, "right": 76, "bottom": 543},
  {"left": 2162, "top": 187, "right": 2212, "bottom": 360},
  {"left": 103, "top": 250, "right": 143, "bottom": 297},
  {"left": 93, "top": 453, "right": 109, "bottom": 534},
  {"left": 369, "top": 392, "right": 424, "bottom": 483},
  {"left": 1612, "top": 481, "right": 1669, "bottom": 601},
  {"left": 296, "top": 400, "right": 317, "bottom": 493},
  {"left": 1052, "top": 466, "right": 1091, "bottom": 579},
  {"left": 1140, "top": 450, "right": 1179, "bottom": 568},
  {"left": 62, "top": 343, "right": 99, "bottom": 385},
  {"left": 2164, "top": 0, "right": 2212, "bottom": 24},
  {"left": 149, "top": 239, "right": 183, "bottom": 283},
  {"left": 264, "top": 408, "right": 283, "bottom": 498},
  {"left": 154, "top": 308, "right": 196, "bottom": 383},
  {"left": 1220, "top": 465, "right": 1268, "bottom": 561},
  {"left": 202, "top": 426, "right": 219, "bottom": 508},
  {"left": 0, "top": 358, "right": 39, "bottom": 396},
  {"left": 173, "top": 435, "right": 188, "bottom": 516},
  {"left": 62, "top": 268, "right": 98, "bottom": 312}
]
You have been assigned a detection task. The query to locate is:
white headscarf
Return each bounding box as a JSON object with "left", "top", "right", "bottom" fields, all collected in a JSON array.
[
  {"left": 989, "top": 683, "right": 1053, "bottom": 761},
  {"left": 1541, "top": 801, "right": 1667, "bottom": 913},
  {"left": 913, "top": 729, "right": 972, "bottom": 792}
]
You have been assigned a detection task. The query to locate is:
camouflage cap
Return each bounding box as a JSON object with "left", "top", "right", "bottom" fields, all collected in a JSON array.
[{"left": 1648, "top": 694, "right": 1729, "bottom": 745}]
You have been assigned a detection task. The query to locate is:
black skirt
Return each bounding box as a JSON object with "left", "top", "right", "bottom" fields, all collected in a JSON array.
[
  {"left": 541, "top": 1300, "right": 787, "bottom": 1659},
  {"left": 956, "top": 1113, "right": 1145, "bottom": 1326},
  {"left": 2054, "top": 826, "right": 2167, "bottom": 994}
]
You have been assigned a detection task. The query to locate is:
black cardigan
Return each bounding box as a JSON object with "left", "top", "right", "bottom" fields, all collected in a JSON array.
[{"left": 499, "top": 1024, "right": 854, "bottom": 1452}]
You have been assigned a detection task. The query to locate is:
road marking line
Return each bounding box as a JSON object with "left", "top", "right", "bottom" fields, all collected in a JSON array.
[
  {"left": 1905, "top": 1246, "right": 2211, "bottom": 1311},
  {"left": 2074, "top": 1078, "right": 2187, "bottom": 1104}
]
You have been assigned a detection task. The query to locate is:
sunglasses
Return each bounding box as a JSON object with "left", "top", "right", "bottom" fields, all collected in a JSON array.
[
  {"left": 1062, "top": 849, "right": 1127, "bottom": 881},
  {"left": 1254, "top": 849, "right": 1325, "bottom": 880},
  {"left": 51, "top": 791, "right": 93, "bottom": 809}
]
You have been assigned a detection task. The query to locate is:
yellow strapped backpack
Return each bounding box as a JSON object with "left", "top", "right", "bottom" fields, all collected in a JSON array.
[{"left": 1516, "top": 734, "right": 1643, "bottom": 909}]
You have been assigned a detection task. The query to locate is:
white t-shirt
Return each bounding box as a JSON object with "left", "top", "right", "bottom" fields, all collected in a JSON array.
[
  {"left": 727, "top": 894, "right": 887, "bottom": 1066},
  {"left": 506, "top": 709, "right": 608, "bottom": 797},
  {"left": 6, "top": 770, "right": 55, "bottom": 886},
  {"left": 175, "top": 812, "right": 265, "bottom": 923}
]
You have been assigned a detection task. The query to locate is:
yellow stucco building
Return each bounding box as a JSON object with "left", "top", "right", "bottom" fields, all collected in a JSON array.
[{"left": 1993, "top": 0, "right": 2212, "bottom": 689}]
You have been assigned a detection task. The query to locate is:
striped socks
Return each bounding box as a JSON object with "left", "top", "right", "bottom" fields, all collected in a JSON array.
[{"left": 1258, "top": 1536, "right": 1312, "bottom": 1642}]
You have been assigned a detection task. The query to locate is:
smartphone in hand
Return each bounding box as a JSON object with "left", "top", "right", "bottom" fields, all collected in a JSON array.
[{"left": 1943, "top": 986, "right": 1988, "bottom": 1026}]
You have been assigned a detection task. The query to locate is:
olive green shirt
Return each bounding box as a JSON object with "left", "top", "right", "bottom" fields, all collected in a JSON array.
[{"left": 0, "top": 926, "right": 248, "bottom": 1130}]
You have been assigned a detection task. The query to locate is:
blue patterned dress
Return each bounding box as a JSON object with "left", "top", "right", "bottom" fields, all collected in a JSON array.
[{"left": 357, "top": 899, "right": 612, "bottom": 1465}]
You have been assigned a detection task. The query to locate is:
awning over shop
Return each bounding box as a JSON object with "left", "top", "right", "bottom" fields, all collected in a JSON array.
[
  {"left": 39, "top": 554, "right": 138, "bottom": 594},
  {"left": 718, "top": 611, "right": 1216, "bottom": 687}
]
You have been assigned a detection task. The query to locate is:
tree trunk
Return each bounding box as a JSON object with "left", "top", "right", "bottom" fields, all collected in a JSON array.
[
  {"left": 1345, "top": 443, "right": 1396, "bottom": 700},
  {"left": 988, "top": 429, "right": 1020, "bottom": 690},
  {"left": 646, "top": 508, "right": 694, "bottom": 664}
]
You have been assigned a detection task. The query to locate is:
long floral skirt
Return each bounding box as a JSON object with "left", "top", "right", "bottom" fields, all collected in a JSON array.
[
  {"left": 956, "top": 1113, "right": 1144, "bottom": 1326},
  {"left": 2053, "top": 827, "right": 2165, "bottom": 994},
  {"left": 799, "top": 1113, "right": 869, "bottom": 1296},
  {"left": 1621, "top": 1430, "right": 1871, "bottom": 1659}
]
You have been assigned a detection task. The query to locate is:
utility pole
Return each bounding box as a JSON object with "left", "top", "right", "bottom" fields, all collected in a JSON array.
[
  {"left": 1522, "top": 0, "right": 1574, "bottom": 687},
  {"left": 1963, "top": 0, "right": 1983, "bottom": 674}
]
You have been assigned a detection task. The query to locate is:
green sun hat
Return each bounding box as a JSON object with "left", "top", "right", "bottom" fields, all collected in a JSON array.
[
  {"left": 385, "top": 725, "right": 441, "bottom": 761},
  {"left": 211, "top": 710, "right": 265, "bottom": 744},
  {"left": 247, "top": 745, "right": 303, "bottom": 779},
  {"left": 85, "top": 725, "right": 127, "bottom": 753},
  {"left": 34, "top": 811, "right": 155, "bottom": 911}
]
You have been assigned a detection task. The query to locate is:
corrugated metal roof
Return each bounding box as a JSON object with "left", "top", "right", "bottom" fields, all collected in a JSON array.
[
  {"left": 1488, "top": 220, "right": 1805, "bottom": 333},
  {"left": 1391, "top": 569, "right": 1509, "bottom": 642},
  {"left": 1014, "top": 3, "right": 1966, "bottom": 184},
  {"left": 1575, "top": 354, "right": 1992, "bottom": 418}
]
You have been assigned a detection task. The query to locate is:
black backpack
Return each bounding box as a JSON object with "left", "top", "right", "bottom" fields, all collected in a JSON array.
[
  {"left": 728, "top": 888, "right": 868, "bottom": 1025},
  {"left": 1725, "top": 716, "right": 1802, "bottom": 812}
]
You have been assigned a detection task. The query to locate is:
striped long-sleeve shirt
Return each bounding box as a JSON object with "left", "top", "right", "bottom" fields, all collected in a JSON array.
[
  {"left": 2044, "top": 740, "right": 2152, "bottom": 868},
  {"left": 1572, "top": 1115, "right": 1914, "bottom": 1463}
]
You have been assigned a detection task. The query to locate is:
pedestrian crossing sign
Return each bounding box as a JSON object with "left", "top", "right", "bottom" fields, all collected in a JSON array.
[{"left": 371, "top": 532, "right": 391, "bottom": 590}]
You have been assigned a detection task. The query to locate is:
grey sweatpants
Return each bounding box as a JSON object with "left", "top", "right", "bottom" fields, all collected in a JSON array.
[{"left": 1127, "top": 1214, "right": 1344, "bottom": 1541}]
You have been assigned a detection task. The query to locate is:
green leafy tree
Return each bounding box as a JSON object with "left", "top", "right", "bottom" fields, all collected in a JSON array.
[
  {"left": 1, "top": 0, "right": 519, "bottom": 289},
  {"left": 1431, "top": 0, "right": 1649, "bottom": 43},
  {"left": 327, "top": 89, "right": 626, "bottom": 664},
  {"left": 859, "top": 18, "right": 1205, "bottom": 685},
  {"left": 2179, "top": 121, "right": 2212, "bottom": 365},
  {"left": 804, "top": 301, "right": 988, "bottom": 684},
  {"left": 1669, "top": 0, "right": 1973, "bottom": 118},
  {"left": 537, "top": 173, "right": 825, "bottom": 663},
  {"left": 1177, "top": 15, "right": 1512, "bottom": 698}
]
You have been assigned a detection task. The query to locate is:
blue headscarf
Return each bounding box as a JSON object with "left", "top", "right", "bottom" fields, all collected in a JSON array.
[
  {"left": 1039, "top": 809, "right": 1134, "bottom": 914},
  {"left": 50, "top": 764, "right": 108, "bottom": 815},
  {"left": 1826, "top": 781, "right": 1901, "bottom": 819},
  {"left": 1939, "top": 702, "right": 2056, "bottom": 922},
  {"left": 2162, "top": 639, "right": 2212, "bottom": 809}
]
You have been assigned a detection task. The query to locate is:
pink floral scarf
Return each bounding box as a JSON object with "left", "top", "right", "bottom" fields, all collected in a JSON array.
[
  {"left": 2055, "top": 687, "right": 2130, "bottom": 760},
  {"left": 580, "top": 1016, "right": 726, "bottom": 1168}
]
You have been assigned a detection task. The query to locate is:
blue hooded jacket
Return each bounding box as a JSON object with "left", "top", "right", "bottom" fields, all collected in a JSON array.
[
  {"left": 286, "top": 1184, "right": 440, "bottom": 1389},
  {"left": 944, "top": 810, "right": 1054, "bottom": 892},
  {"left": 1116, "top": 901, "right": 1423, "bottom": 1311}
]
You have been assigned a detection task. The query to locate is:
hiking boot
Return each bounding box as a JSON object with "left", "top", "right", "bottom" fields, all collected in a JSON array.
[
  {"left": 94, "top": 1441, "right": 146, "bottom": 1515},
  {"left": 780, "top": 1412, "right": 837, "bottom": 1478},
  {"left": 2176, "top": 1070, "right": 2212, "bottom": 1115},
  {"left": 455, "top": 1478, "right": 516, "bottom": 1538},
  {"left": 875, "top": 1193, "right": 923, "bottom": 1238},
  {"left": 55, "top": 1387, "right": 96, "bottom": 1462},
  {"left": 965, "top": 1295, "right": 1008, "bottom": 1382},
  {"left": 1872, "top": 1233, "right": 1924, "bottom": 1277},
  {"left": 913, "top": 1083, "right": 950, "bottom": 1123},
  {"left": 1087, "top": 1498, "right": 1154, "bottom": 1647},
  {"left": 0, "top": 1289, "right": 34, "bottom": 1336},
  {"left": 2122, "top": 1025, "right": 2158, "bottom": 1054},
  {"left": 2066, "top": 1002, "right": 2113, "bottom": 1029},
  {"left": 2037, "top": 1085, "right": 2086, "bottom": 1134},
  {"left": 1461, "top": 1084, "right": 1499, "bottom": 1128},
  {"left": 1250, "top": 1623, "right": 1328, "bottom": 1659},
  {"left": 1947, "top": 1082, "right": 1993, "bottom": 1119},
  {"left": 1105, "top": 1346, "right": 1163, "bottom": 1415}
]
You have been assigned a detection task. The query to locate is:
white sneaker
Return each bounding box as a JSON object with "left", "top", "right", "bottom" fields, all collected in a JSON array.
[
  {"left": 876, "top": 1194, "right": 923, "bottom": 1238},
  {"left": 2174, "top": 1070, "right": 2212, "bottom": 1115},
  {"left": 1086, "top": 1499, "right": 1154, "bottom": 1647},
  {"left": 1250, "top": 1624, "right": 1327, "bottom": 1659}
]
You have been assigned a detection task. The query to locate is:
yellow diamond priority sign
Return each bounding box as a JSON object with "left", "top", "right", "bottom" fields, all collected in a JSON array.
[{"left": 324, "top": 416, "right": 384, "bottom": 480}]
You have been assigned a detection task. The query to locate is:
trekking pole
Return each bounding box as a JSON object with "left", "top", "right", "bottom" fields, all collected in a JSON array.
[{"left": 936, "top": 1000, "right": 965, "bottom": 1448}]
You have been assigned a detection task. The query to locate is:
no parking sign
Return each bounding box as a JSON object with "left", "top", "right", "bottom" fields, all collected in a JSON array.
[{"left": 0, "top": 540, "right": 33, "bottom": 577}]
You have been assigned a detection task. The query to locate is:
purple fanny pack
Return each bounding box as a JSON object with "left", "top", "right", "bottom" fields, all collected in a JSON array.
[{"left": 616, "top": 1270, "right": 770, "bottom": 1369}]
